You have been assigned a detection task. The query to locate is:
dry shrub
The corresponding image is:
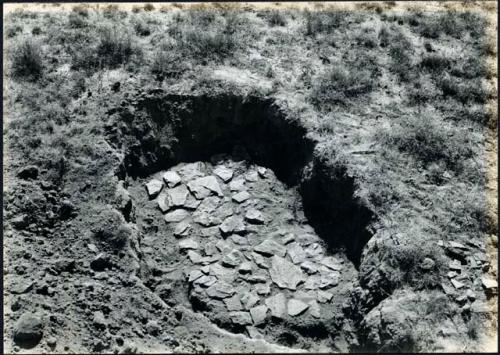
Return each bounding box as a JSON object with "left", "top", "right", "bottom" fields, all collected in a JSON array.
[{"left": 11, "top": 38, "right": 43, "bottom": 81}]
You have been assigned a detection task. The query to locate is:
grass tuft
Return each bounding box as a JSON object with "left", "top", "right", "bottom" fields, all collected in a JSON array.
[
  {"left": 311, "top": 65, "right": 374, "bottom": 107},
  {"left": 11, "top": 38, "right": 43, "bottom": 81}
]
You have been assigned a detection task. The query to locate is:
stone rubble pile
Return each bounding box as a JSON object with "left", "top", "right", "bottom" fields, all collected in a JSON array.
[
  {"left": 145, "top": 157, "right": 350, "bottom": 337},
  {"left": 436, "top": 239, "right": 497, "bottom": 313}
]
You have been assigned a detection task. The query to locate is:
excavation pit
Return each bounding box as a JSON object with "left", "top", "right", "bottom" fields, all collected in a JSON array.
[{"left": 108, "top": 93, "right": 376, "bottom": 347}]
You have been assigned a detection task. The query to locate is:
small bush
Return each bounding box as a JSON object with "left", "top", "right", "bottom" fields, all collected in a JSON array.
[
  {"left": 170, "top": 10, "right": 245, "bottom": 62},
  {"left": 151, "top": 42, "right": 188, "bottom": 80},
  {"left": 377, "top": 113, "right": 475, "bottom": 171},
  {"left": 132, "top": 17, "right": 151, "bottom": 36},
  {"left": 435, "top": 74, "right": 488, "bottom": 104},
  {"left": 267, "top": 11, "right": 287, "bottom": 27},
  {"left": 143, "top": 3, "right": 155, "bottom": 12},
  {"left": 181, "top": 30, "right": 235, "bottom": 60},
  {"left": 31, "top": 26, "right": 42, "bottom": 35},
  {"left": 188, "top": 9, "right": 218, "bottom": 27},
  {"left": 450, "top": 56, "right": 488, "bottom": 79},
  {"left": 72, "top": 4, "right": 89, "bottom": 17},
  {"left": 387, "top": 31, "right": 414, "bottom": 82},
  {"left": 304, "top": 10, "right": 346, "bottom": 36},
  {"left": 310, "top": 65, "right": 374, "bottom": 107},
  {"left": 97, "top": 28, "right": 134, "bottom": 68},
  {"left": 68, "top": 12, "right": 88, "bottom": 28},
  {"left": 382, "top": 238, "right": 446, "bottom": 290},
  {"left": 355, "top": 29, "right": 378, "bottom": 48},
  {"left": 6, "top": 25, "right": 23, "bottom": 38},
  {"left": 420, "top": 54, "right": 451, "bottom": 73},
  {"left": 103, "top": 4, "right": 127, "bottom": 20},
  {"left": 416, "top": 11, "right": 485, "bottom": 40},
  {"left": 378, "top": 25, "right": 391, "bottom": 47},
  {"left": 11, "top": 38, "right": 43, "bottom": 81}
]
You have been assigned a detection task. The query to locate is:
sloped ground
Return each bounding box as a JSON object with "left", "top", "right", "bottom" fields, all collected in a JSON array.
[{"left": 3, "top": 2, "right": 498, "bottom": 353}]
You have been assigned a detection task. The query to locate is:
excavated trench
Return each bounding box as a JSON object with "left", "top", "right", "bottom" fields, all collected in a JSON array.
[
  {"left": 109, "top": 94, "right": 374, "bottom": 266},
  {"left": 106, "top": 93, "right": 375, "bottom": 348}
]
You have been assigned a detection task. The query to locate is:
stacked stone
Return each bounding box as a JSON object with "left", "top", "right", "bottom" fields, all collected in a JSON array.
[{"left": 145, "top": 159, "right": 348, "bottom": 337}]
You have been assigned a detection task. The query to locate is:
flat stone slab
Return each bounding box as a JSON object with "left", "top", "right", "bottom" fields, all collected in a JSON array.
[
  {"left": 193, "top": 211, "right": 221, "bottom": 227},
  {"left": 179, "top": 239, "right": 198, "bottom": 250},
  {"left": 245, "top": 209, "right": 265, "bottom": 224},
  {"left": 229, "top": 179, "right": 246, "bottom": 191},
  {"left": 317, "top": 290, "right": 333, "bottom": 303},
  {"left": 269, "top": 256, "right": 305, "bottom": 290},
  {"left": 197, "top": 196, "right": 221, "bottom": 213},
  {"left": 265, "top": 293, "right": 287, "bottom": 319},
  {"left": 188, "top": 269, "right": 204, "bottom": 282},
  {"left": 249, "top": 305, "right": 268, "bottom": 325},
  {"left": 177, "top": 162, "right": 205, "bottom": 181},
  {"left": 287, "top": 243, "right": 305, "bottom": 264},
  {"left": 301, "top": 261, "right": 319, "bottom": 274},
  {"left": 481, "top": 277, "right": 498, "bottom": 289},
  {"left": 229, "top": 311, "right": 253, "bottom": 326},
  {"left": 188, "top": 250, "right": 203, "bottom": 264},
  {"left": 245, "top": 171, "right": 259, "bottom": 182},
  {"left": 206, "top": 281, "right": 235, "bottom": 299},
  {"left": 252, "top": 252, "right": 270, "bottom": 269},
  {"left": 146, "top": 179, "right": 163, "bottom": 198},
  {"left": 222, "top": 249, "right": 244, "bottom": 268},
  {"left": 254, "top": 239, "right": 286, "bottom": 258},
  {"left": 319, "top": 272, "right": 340, "bottom": 289},
  {"left": 238, "top": 261, "right": 253, "bottom": 274},
  {"left": 167, "top": 185, "right": 189, "bottom": 207},
  {"left": 164, "top": 209, "right": 190, "bottom": 223},
  {"left": 224, "top": 294, "right": 243, "bottom": 311},
  {"left": 213, "top": 166, "right": 234, "bottom": 182},
  {"left": 287, "top": 299, "right": 309, "bottom": 316},
  {"left": 188, "top": 176, "right": 223, "bottom": 199},
  {"left": 320, "top": 256, "right": 343, "bottom": 271},
  {"left": 232, "top": 191, "right": 251, "bottom": 203},
  {"left": 220, "top": 216, "right": 246, "bottom": 235},
  {"left": 308, "top": 300, "right": 321, "bottom": 318},
  {"left": 241, "top": 292, "right": 260, "bottom": 310},
  {"left": 162, "top": 171, "right": 181, "bottom": 187},
  {"left": 174, "top": 221, "right": 192, "bottom": 238},
  {"left": 194, "top": 275, "right": 218, "bottom": 288}
]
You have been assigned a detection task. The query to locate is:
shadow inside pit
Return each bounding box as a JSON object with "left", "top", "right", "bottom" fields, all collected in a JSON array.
[{"left": 107, "top": 92, "right": 375, "bottom": 267}]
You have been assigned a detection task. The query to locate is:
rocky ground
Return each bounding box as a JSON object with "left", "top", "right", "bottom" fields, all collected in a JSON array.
[
  {"left": 3, "top": 2, "right": 498, "bottom": 354},
  {"left": 132, "top": 156, "right": 359, "bottom": 349}
]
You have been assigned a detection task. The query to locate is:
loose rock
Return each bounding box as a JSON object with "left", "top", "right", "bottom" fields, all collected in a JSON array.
[
  {"left": 222, "top": 249, "right": 244, "bottom": 268},
  {"left": 229, "top": 312, "right": 253, "bottom": 326},
  {"left": 220, "top": 216, "right": 246, "bottom": 235},
  {"left": 249, "top": 305, "right": 268, "bottom": 325},
  {"left": 265, "top": 293, "right": 287, "bottom": 319},
  {"left": 179, "top": 239, "right": 199, "bottom": 250},
  {"left": 287, "top": 299, "right": 309, "bottom": 316},
  {"left": 241, "top": 292, "right": 260, "bottom": 310},
  {"left": 232, "top": 191, "right": 251, "bottom": 203},
  {"left": 145, "top": 179, "right": 163, "bottom": 198},
  {"left": 254, "top": 239, "right": 286, "bottom": 258},
  {"left": 224, "top": 294, "right": 243, "bottom": 311},
  {"left": 269, "top": 256, "right": 305, "bottom": 290},
  {"left": 244, "top": 209, "right": 265, "bottom": 224},
  {"left": 287, "top": 243, "right": 305, "bottom": 264},
  {"left": 213, "top": 166, "right": 234, "bottom": 182},
  {"left": 13, "top": 313, "right": 43, "bottom": 348},
  {"left": 164, "top": 209, "right": 190, "bottom": 223},
  {"left": 162, "top": 171, "right": 181, "bottom": 188},
  {"left": 206, "top": 281, "right": 235, "bottom": 299}
]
